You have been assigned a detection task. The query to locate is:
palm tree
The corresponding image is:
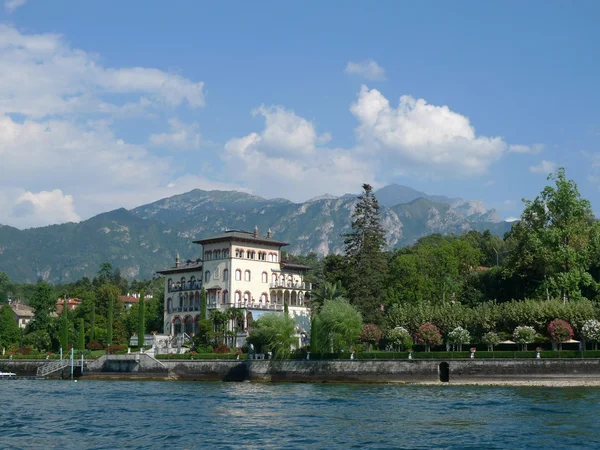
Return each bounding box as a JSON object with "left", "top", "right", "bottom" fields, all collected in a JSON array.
[{"left": 311, "top": 281, "right": 344, "bottom": 315}]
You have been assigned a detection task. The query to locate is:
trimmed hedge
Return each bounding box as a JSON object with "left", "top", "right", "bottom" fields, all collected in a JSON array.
[
  {"left": 292, "top": 350, "right": 600, "bottom": 360},
  {"left": 156, "top": 353, "right": 247, "bottom": 360}
]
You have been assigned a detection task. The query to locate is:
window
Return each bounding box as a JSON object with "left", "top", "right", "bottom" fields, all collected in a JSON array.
[
  {"left": 272, "top": 273, "right": 277, "bottom": 284},
  {"left": 235, "top": 269, "right": 241, "bottom": 281},
  {"left": 205, "top": 270, "right": 210, "bottom": 282},
  {"left": 214, "top": 268, "right": 219, "bottom": 280},
  {"left": 258, "top": 252, "right": 266, "bottom": 261},
  {"left": 223, "top": 249, "right": 230, "bottom": 258},
  {"left": 235, "top": 248, "right": 243, "bottom": 258},
  {"left": 273, "top": 254, "right": 278, "bottom": 262},
  {"left": 244, "top": 292, "right": 250, "bottom": 302},
  {"left": 260, "top": 293, "right": 267, "bottom": 302},
  {"left": 244, "top": 270, "right": 251, "bottom": 282},
  {"left": 223, "top": 269, "right": 229, "bottom": 281},
  {"left": 223, "top": 291, "right": 229, "bottom": 304},
  {"left": 215, "top": 250, "right": 221, "bottom": 259},
  {"left": 262, "top": 272, "right": 268, "bottom": 283},
  {"left": 246, "top": 250, "right": 251, "bottom": 259},
  {"left": 235, "top": 291, "right": 241, "bottom": 302},
  {"left": 205, "top": 251, "right": 212, "bottom": 260}
]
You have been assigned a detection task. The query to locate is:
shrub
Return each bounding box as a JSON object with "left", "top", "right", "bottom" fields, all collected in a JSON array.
[
  {"left": 86, "top": 340, "right": 103, "bottom": 350},
  {"left": 513, "top": 326, "right": 536, "bottom": 350},
  {"left": 195, "top": 344, "right": 214, "bottom": 353},
  {"left": 360, "top": 324, "right": 382, "bottom": 351},
  {"left": 417, "top": 323, "right": 442, "bottom": 351},
  {"left": 386, "top": 327, "right": 413, "bottom": 351},
  {"left": 582, "top": 320, "right": 600, "bottom": 349},
  {"left": 105, "top": 345, "right": 124, "bottom": 354},
  {"left": 482, "top": 331, "right": 500, "bottom": 350},
  {"left": 547, "top": 319, "right": 574, "bottom": 349},
  {"left": 447, "top": 326, "right": 471, "bottom": 351},
  {"left": 214, "top": 345, "right": 231, "bottom": 354}
]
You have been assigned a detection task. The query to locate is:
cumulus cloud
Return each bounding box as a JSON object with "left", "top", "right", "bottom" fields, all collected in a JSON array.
[
  {"left": 529, "top": 160, "right": 557, "bottom": 174},
  {"left": 0, "top": 25, "right": 205, "bottom": 118},
  {"left": 351, "top": 85, "right": 507, "bottom": 175},
  {"left": 12, "top": 189, "right": 80, "bottom": 228},
  {"left": 345, "top": 60, "right": 386, "bottom": 81},
  {"left": 148, "top": 118, "right": 201, "bottom": 150},
  {"left": 509, "top": 143, "right": 544, "bottom": 154},
  {"left": 222, "top": 106, "right": 373, "bottom": 201},
  {"left": 4, "top": 0, "right": 26, "bottom": 13}
]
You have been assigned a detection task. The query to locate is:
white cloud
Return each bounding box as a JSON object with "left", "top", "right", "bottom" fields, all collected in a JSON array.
[
  {"left": 529, "top": 160, "right": 557, "bottom": 174},
  {"left": 505, "top": 216, "right": 520, "bottom": 222},
  {"left": 149, "top": 118, "right": 201, "bottom": 150},
  {"left": 351, "top": 85, "right": 507, "bottom": 176},
  {"left": 0, "top": 25, "right": 205, "bottom": 118},
  {"left": 509, "top": 143, "right": 544, "bottom": 154},
  {"left": 223, "top": 106, "right": 373, "bottom": 201},
  {"left": 4, "top": 0, "right": 26, "bottom": 13},
  {"left": 11, "top": 189, "right": 80, "bottom": 228},
  {"left": 345, "top": 60, "right": 386, "bottom": 81}
]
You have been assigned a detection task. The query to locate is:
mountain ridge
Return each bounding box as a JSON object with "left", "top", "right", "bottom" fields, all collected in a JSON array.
[{"left": 0, "top": 185, "right": 512, "bottom": 283}]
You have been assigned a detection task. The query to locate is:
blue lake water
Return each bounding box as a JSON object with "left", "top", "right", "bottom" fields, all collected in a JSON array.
[{"left": 1, "top": 380, "right": 599, "bottom": 449}]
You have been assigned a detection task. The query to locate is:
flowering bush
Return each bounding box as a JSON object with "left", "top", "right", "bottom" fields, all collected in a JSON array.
[
  {"left": 214, "top": 345, "right": 231, "bottom": 354},
  {"left": 582, "top": 320, "right": 600, "bottom": 349},
  {"left": 360, "top": 324, "right": 383, "bottom": 351},
  {"left": 86, "top": 340, "right": 103, "bottom": 350},
  {"left": 547, "top": 319, "right": 574, "bottom": 345},
  {"left": 482, "top": 332, "right": 500, "bottom": 350},
  {"left": 447, "top": 327, "right": 471, "bottom": 351},
  {"left": 513, "top": 326, "right": 536, "bottom": 350},
  {"left": 417, "top": 323, "right": 442, "bottom": 351},
  {"left": 386, "top": 327, "right": 413, "bottom": 351}
]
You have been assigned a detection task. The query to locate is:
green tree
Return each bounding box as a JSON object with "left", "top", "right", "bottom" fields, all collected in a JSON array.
[
  {"left": 107, "top": 293, "right": 113, "bottom": 347},
  {"left": 311, "top": 281, "right": 344, "bottom": 315},
  {"left": 59, "top": 298, "right": 69, "bottom": 351},
  {"left": 200, "top": 287, "right": 207, "bottom": 320},
  {"left": 28, "top": 281, "right": 56, "bottom": 333},
  {"left": 343, "top": 183, "right": 388, "bottom": 323},
  {"left": 314, "top": 298, "right": 363, "bottom": 353},
  {"left": 246, "top": 313, "right": 296, "bottom": 358},
  {"left": 78, "top": 318, "right": 85, "bottom": 352},
  {"left": 138, "top": 289, "right": 146, "bottom": 347},
  {"left": 0, "top": 305, "right": 20, "bottom": 349},
  {"left": 0, "top": 272, "right": 12, "bottom": 304},
  {"left": 504, "top": 168, "right": 598, "bottom": 301}
]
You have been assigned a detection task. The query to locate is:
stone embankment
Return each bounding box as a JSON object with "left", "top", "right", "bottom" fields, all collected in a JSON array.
[{"left": 3, "top": 357, "right": 600, "bottom": 384}]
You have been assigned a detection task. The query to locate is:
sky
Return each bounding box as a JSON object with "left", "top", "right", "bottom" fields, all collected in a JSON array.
[{"left": 1, "top": 1, "right": 600, "bottom": 228}]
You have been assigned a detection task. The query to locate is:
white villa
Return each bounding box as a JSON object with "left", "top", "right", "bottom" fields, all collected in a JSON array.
[{"left": 157, "top": 227, "right": 312, "bottom": 348}]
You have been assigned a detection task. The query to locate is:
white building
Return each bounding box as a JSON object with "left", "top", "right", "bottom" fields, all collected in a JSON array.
[{"left": 157, "top": 227, "right": 312, "bottom": 347}]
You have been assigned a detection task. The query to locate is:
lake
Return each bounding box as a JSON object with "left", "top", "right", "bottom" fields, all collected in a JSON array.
[{"left": 1, "top": 380, "right": 599, "bottom": 449}]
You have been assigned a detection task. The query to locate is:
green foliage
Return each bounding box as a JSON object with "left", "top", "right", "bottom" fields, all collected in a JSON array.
[
  {"left": 417, "top": 323, "right": 442, "bottom": 350},
  {"left": 447, "top": 326, "right": 471, "bottom": 350},
  {"left": 360, "top": 324, "right": 382, "bottom": 351},
  {"left": 547, "top": 319, "right": 574, "bottom": 344},
  {"left": 0, "top": 305, "right": 20, "bottom": 349},
  {"left": 138, "top": 289, "right": 146, "bottom": 344},
  {"left": 314, "top": 298, "right": 363, "bottom": 353},
  {"left": 78, "top": 318, "right": 85, "bottom": 352},
  {"left": 28, "top": 281, "right": 56, "bottom": 333},
  {"left": 513, "top": 326, "right": 536, "bottom": 348},
  {"left": 343, "top": 184, "right": 388, "bottom": 324},
  {"left": 246, "top": 313, "right": 296, "bottom": 358},
  {"left": 482, "top": 331, "right": 500, "bottom": 350},
  {"left": 59, "top": 298, "right": 69, "bottom": 351},
  {"left": 386, "top": 327, "right": 413, "bottom": 351},
  {"left": 23, "top": 330, "right": 51, "bottom": 352},
  {"left": 107, "top": 292, "right": 113, "bottom": 346},
  {"left": 200, "top": 287, "right": 207, "bottom": 320}
]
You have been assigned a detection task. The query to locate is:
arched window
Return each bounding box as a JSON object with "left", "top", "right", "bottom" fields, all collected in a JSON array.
[
  {"left": 246, "top": 250, "right": 251, "bottom": 259},
  {"left": 173, "top": 317, "right": 182, "bottom": 335},
  {"left": 178, "top": 295, "right": 183, "bottom": 309},
  {"left": 244, "top": 270, "right": 251, "bottom": 282},
  {"left": 244, "top": 291, "right": 250, "bottom": 302},
  {"left": 214, "top": 268, "right": 219, "bottom": 280},
  {"left": 280, "top": 274, "right": 285, "bottom": 283},
  {"left": 262, "top": 272, "right": 268, "bottom": 283},
  {"left": 273, "top": 254, "right": 278, "bottom": 262},
  {"left": 181, "top": 277, "right": 186, "bottom": 286},
  {"left": 205, "top": 270, "right": 210, "bottom": 282},
  {"left": 260, "top": 293, "right": 267, "bottom": 302},
  {"left": 235, "top": 291, "right": 241, "bottom": 302},
  {"left": 223, "top": 249, "right": 230, "bottom": 258},
  {"left": 215, "top": 250, "right": 221, "bottom": 259},
  {"left": 205, "top": 251, "right": 212, "bottom": 260},
  {"left": 168, "top": 278, "right": 173, "bottom": 292},
  {"left": 190, "top": 276, "right": 196, "bottom": 289},
  {"left": 223, "top": 290, "right": 229, "bottom": 304},
  {"left": 223, "top": 269, "right": 229, "bottom": 281},
  {"left": 272, "top": 273, "right": 277, "bottom": 284},
  {"left": 235, "top": 269, "right": 241, "bottom": 281},
  {"left": 167, "top": 297, "right": 172, "bottom": 313}
]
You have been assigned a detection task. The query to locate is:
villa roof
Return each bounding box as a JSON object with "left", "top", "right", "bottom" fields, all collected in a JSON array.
[
  {"left": 193, "top": 229, "right": 288, "bottom": 247},
  {"left": 10, "top": 302, "right": 35, "bottom": 318}
]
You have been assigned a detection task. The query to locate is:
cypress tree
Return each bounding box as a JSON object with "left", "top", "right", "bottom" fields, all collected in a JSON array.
[
  {"left": 60, "top": 298, "right": 69, "bottom": 351},
  {"left": 200, "top": 287, "right": 207, "bottom": 320},
  {"left": 284, "top": 300, "right": 289, "bottom": 317},
  {"left": 107, "top": 295, "right": 113, "bottom": 347},
  {"left": 78, "top": 318, "right": 85, "bottom": 352},
  {"left": 90, "top": 302, "right": 96, "bottom": 341},
  {"left": 310, "top": 316, "right": 318, "bottom": 353},
  {"left": 343, "top": 183, "right": 387, "bottom": 324},
  {"left": 138, "top": 289, "right": 146, "bottom": 348}
]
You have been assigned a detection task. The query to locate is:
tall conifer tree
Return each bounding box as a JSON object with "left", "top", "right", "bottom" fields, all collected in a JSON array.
[
  {"left": 138, "top": 289, "right": 146, "bottom": 348},
  {"left": 107, "top": 295, "right": 113, "bottom": 347},
  {"left": 60, "top": 298, "right": 69, "bottom": 351},
  {"left": 343, "top": 184, "right": 387, "bottom": 323},
  {"left": 78, "top": 318, "right": 85, "bottom": 352}
]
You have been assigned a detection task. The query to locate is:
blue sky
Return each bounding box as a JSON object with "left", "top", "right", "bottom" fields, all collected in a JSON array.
[{"left": 1, "top": 0, "right": 600, "bottom": 228}]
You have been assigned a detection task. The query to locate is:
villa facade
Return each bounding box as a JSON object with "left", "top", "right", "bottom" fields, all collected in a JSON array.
[{"left": 157, "top": 227, "right": 312, "bottom": 348}]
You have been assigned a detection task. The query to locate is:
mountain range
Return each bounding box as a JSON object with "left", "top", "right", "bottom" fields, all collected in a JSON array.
[{"left": 0, "top": 184, "right": 512, "bottom": 283}]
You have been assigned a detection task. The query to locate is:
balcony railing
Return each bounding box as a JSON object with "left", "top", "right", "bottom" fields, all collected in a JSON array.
[
  {"left": 269, "top": 282, "right": 312, "bottom": 290},
  {"left": 168, "top": 282, "right": 203, "bottom": 293},
  {"left": 167, "top": 305, "right": 201, "bottom": 314}
]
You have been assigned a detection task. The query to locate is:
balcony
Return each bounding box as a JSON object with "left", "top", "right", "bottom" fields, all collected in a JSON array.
[
  {"left": 269, "top": 282, "right": 312, "bottom": 290},
  {"left": 167, "top": 305, "right": 201, "bottom": 314},
  {"left": 168, "top": 282, "right": 203, "bottom": 293}
]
